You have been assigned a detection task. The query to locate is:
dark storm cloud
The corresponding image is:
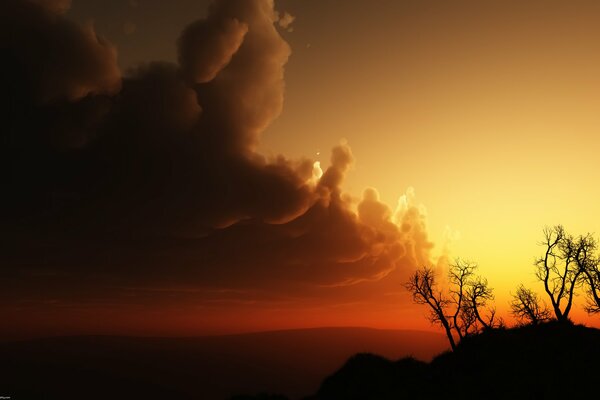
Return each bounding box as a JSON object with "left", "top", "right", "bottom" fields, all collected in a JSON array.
[
  {"left": 1, "top": 0, "right": 120, "bottom": 103},
  {"left": 178, "top": 11, "right": 248, "bottom": 84},
  {"left": 29, "top": 0, "right": 71, "bottom": 15},
  {"left": 0, "top": 0, "right": 435, "bottom": 305}
]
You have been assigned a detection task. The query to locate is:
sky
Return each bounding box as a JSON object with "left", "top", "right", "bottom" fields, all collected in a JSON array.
[{"left": 2, "top": 0, "right": 600, "bottom": 339}]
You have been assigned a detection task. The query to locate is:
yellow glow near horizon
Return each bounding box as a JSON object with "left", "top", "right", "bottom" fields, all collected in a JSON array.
[{"left": 261, "top": 0, "right": 600, "bottom": 327}]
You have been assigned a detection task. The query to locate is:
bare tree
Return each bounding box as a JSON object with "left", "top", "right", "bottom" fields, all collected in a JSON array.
[
  {"left": 582, "top": 267, "right": 600, "bottom": 314},
  {"left": 534, "top": 226, "right": 584, "bottom": 322},
  {"left": 405, "top": 260, "right": 497, "bottom": 350},
  {"left": 576, "top": 236, "right": 600, "bottom": 315},
  {"left": 448, "top": 260, "right": 475, "bottom": 341},
  {"left": 405, "top": 267, "right": 456, "bottom": 350},
  {"left": 449, "top": 260, "right": 498, "bottom": 332},
  {"left": 465, "top": 275, "right": 496, "bottom": 329},
  {"left": 510, "top": 285, "right": 551, "bottom": 325},
  {"left": 458, "top": 303, "right": 477, "bottom": 337}
]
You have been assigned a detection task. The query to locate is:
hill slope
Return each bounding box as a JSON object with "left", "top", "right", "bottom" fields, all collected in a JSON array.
[
  {"left": 0, "top": 327, "right": 447, "bottom": 400},
  {"left": 311, "top": 322, "right": 600, "bottom": 400}
]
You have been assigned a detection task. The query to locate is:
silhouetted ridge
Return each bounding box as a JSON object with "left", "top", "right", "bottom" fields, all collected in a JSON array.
[
  {"left": 316, "top": 354, "right": 427, "bottom": 400},
  {"left": 311, "top": 322, "right": 600, "bottom": 400}
]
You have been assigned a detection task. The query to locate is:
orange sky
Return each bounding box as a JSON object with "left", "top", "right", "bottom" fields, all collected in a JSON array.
[
  {"left": 2, "top": 0, "right": 600, "bottom": 339},
  {"left": 262, "top": 0, "right": 600, "bottom": 327}
]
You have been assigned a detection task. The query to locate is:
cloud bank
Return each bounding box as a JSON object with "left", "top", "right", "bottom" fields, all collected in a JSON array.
[{"left": 0, "top": 0, "right": 436, "bottom": 317}]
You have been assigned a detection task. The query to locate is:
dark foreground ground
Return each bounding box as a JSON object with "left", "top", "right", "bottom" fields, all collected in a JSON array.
[
  {"left": 304, "top": 321, "right": 600, "bottom": 400},
  {"left": 0, "top": 327, "right": 446, "bottom": 400},
  {"left": 5, "top": 322, "right": 596, "bottom": 400}
]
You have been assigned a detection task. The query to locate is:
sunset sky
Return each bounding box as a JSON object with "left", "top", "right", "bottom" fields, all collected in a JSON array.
[{"left": 2, "top": 0, "right": 600, "bottom": 339}]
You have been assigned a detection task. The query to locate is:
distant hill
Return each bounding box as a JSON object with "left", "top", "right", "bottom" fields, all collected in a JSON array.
[
  {"left": 307, "top": 321, "right": 600, "bottom": 400},
  {"left": 0, "top": 327, "right": 447, "bottom": 400}
]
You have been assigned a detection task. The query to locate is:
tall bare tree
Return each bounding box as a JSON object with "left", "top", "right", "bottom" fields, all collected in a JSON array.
[
  {"left": 582, "top": 265, "right": 600, "bottom": 314},
  {"left": 405, "top": 267, "right": 456, "bottom": 350},
  {"left": 534, "top": 226, "right": 584, "bottom": 322},
  {"left": 510, "top": 285, "right": 551, "bottom": 325},
  {"left": 576, "top": 236, "right": 600, "bottom": 314},
  {"left": 448, "top": 260, "right": 475, "bottom": 341},
  {"left": 405, "top": 260, "right": 497, "bottom": 350},
  {"left": 465, "top": 275, "right": 496, "bottom": 329}
]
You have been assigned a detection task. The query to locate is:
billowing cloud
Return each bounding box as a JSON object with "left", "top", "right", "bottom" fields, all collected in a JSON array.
[
  {"left": 277, "top": 11, "right": 295, "bottom": 31},
  {"left": 178, "top": 16, "right": 248, "bottom": 84},
  {"left": 29, "top": 0, "right": 72, "bottom": 14},
  {"left": 1, "top": 0, "right": 121, "bottom": 103},
  {"left": 0, "top": 0, "right": 438, "bottom": 319}
]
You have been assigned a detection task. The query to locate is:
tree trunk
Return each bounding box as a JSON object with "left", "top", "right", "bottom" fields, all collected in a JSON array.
[{"left": 440, "top": 318, "right": 456, "bottom": 351}]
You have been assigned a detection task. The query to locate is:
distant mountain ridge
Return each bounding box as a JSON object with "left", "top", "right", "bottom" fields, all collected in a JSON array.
[{"left": 0, "top": 327, "right": 447, "bottom": 400}]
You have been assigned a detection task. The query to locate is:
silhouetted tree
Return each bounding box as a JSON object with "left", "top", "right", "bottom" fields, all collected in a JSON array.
[
  {"left": 405, "top": 267, "right": 456, "bottom": 350},
  {"left": 534, "top": 226, "right": 585, "bottom": 322},
  {"left": 583, "top": 270, "right": 600, "bottom": 314},
  {"left": 457, "top": 303, "right": 477, "bottom": 337},
  {"left": 448, "top": 260, "right": 475, "bottom": 341},
  {"left": 579, "top": 241, "right": 600, "bottom": 315},
  {"left": 448, "top": 260, "right": 498, "bottom": 336},
  {"left": 405, "top": 260, "right": 497, "bottom": 350},
  {"left": 510, "top": 284, "right": 551, "bottom": 325},
  {"left": 465, "top": 275, "right": 497, "bottom": 329}
]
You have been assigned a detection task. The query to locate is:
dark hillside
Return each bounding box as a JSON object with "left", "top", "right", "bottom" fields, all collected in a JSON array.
[
  {"left": 311, "top": 322, "right": 600, "bottom": 400},
  {"left": 0, "top": 328, "right": 445, "bottom": 400}
]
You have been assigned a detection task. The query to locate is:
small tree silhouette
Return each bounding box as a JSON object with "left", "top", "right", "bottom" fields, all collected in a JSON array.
[
  {"left": 575, "top": 236, "right": 600, "bottom": 315},
  {"left": 510, "top": 284, "right": 551, "bottom": 325},
  {"left": 583, "top": 262, "right": 600, "bottom": 314},
  {"left": 405, "top": 267, "right": 457, "bottom": 351},
  {"left": 405, "top": 259, "right": 497, "bottom": 350},
  {"left": 465, "top": 275, "right": 497, "bottom": 329},
  {"left": 448, "top": 260, "right": 474, "bottom": 341},
  {"left": 534, "top": 225, "right": 595, "bottom": 322}
]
